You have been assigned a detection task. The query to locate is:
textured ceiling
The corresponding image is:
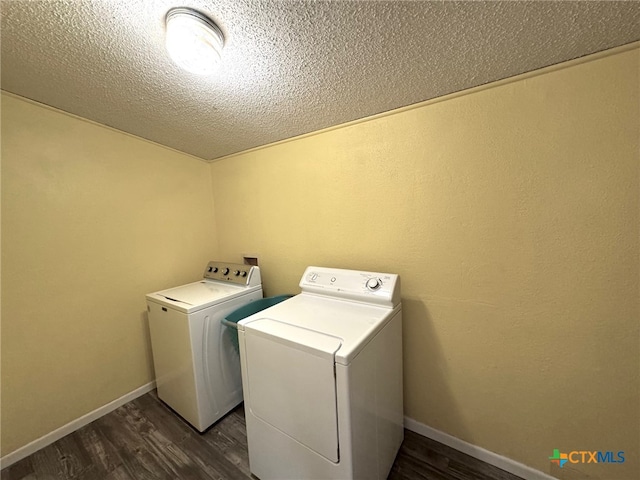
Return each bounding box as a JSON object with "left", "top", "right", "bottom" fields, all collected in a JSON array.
[{"left": 2, "top": 1, "right": 639, "bottom": 161}]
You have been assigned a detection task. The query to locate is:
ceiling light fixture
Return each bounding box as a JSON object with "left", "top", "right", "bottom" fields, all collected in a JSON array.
[{"left": 165, "top": 7, "right": 224, "bottom": 75}]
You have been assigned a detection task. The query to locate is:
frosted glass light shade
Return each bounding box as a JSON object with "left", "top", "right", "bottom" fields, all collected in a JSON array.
[{"left": 165, "top": 8, "right": 224, "bottom": 75}]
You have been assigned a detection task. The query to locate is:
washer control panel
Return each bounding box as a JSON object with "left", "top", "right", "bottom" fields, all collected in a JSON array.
[
  {"left": 300, "top": 266, "right": 400, "bottom": 307},
  {"left": 203, "top": 261, "right": 256, "bottom": 285}
]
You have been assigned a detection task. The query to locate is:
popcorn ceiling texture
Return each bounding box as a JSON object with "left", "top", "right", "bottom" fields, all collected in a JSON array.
[{"left": 1, "top": 0, "right": 639, "bottom": 161}]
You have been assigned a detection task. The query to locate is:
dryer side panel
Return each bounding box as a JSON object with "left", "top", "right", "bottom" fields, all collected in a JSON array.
[{"left": 342, "top": 309, "right": 404, "bottom": 479}]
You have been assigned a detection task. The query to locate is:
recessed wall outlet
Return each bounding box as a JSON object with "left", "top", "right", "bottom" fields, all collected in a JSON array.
[{"left": 243, "top": 255, "right": 259, "bottom": 266}]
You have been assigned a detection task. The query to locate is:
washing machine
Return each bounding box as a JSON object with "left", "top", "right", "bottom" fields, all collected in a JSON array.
[
  {"left": 146, "top": 261, "right": 262, "bottom": 431},
  {"left": 237, "top": 266, "right": 403, "bottom": 480}
]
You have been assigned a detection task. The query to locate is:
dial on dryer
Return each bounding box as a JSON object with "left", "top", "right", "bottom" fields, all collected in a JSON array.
[{"left": 366, "top": 277, "right": 382, "bottom": 291}]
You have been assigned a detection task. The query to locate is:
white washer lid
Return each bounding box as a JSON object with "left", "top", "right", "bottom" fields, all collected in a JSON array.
[{"left": 146, "top": 280, "right": 248, "bottom": 312}]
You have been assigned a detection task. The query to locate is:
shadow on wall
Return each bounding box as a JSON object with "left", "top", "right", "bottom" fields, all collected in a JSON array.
[
  {"left": 401, "top": 297, "right": 470, "bottom": 443},
  {"left": 140, "top": 309, "right": 156, "bottom": 381}
]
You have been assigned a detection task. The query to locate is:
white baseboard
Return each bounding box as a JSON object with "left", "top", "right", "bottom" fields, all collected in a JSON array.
[
  {"left": 0, "top": 381, "right": 156, "bottom": 470},
  {"left": 404, "top": 416, "right": 558, "bottom": 480}
]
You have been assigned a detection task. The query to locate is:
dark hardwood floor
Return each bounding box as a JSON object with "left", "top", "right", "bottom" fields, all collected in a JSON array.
[{"left": 2, "top": 391, "right": 523, "bottom": 480}]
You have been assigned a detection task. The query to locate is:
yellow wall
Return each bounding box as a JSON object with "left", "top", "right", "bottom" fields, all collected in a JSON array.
[
  {"left": 0, "top": 93, "right": 218, "bottom": 455},
  {"left": 2, "top": 46, "right": 638, "bottom": 479},
  {"left": 210, "top": 47, "right": 639, "bottom": 479}
]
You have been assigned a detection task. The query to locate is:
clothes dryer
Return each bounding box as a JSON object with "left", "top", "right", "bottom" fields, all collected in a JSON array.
[
  {"left": 146, "top": 261, "right": 262, "bottom": 431},
  {"left": 237, "top": 266, "right": 403, "bottom": 479}
]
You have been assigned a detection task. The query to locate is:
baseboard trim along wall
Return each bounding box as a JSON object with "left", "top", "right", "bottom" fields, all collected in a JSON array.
[
  {"left": 0, "top": 381, "right": 156, "bottom": 469},
  {"left": 404, "top": 417, "right": 558, "bottom": 480}
]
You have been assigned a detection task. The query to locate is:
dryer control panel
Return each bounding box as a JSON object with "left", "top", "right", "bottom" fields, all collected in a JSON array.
[
  {"left": 203, "top": 261, "right": 261, "bottom": 286},
  {"left": 300, "top": 266, "right": 400, "bottom": 308}
]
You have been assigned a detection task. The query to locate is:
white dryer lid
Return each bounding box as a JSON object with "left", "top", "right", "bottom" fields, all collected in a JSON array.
[
  {"left": 241, "top": 318, "right": 342, "bottom": 360},
  {"left": 238, "top": 294, "right": 398, "bottom": 365}
]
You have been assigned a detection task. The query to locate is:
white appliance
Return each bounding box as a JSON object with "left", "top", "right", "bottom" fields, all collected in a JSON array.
[
  {"left": 237, "top": 266, "right": 403, "bottom": 480},
  {"left": 146, "top": 261, "right": 262, "bottom": 431}
]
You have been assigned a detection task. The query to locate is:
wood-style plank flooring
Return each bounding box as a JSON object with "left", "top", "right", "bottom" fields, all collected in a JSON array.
[{"left": 2, "top": 391, "right": 523, "bottom": 480}]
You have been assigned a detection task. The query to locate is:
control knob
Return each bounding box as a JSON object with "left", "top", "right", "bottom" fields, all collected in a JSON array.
[
  {"left": 234, "top": 270, "right": 240, "bottom": 276},
  {"left": 222, "top": 267, "right": 229, "bottom": 275},
  {"left": 366, "top": 277, "right": 382, "bottom": 291},
  {"left": 240, "top": 271, "right": 247, "bottom": 277}
]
